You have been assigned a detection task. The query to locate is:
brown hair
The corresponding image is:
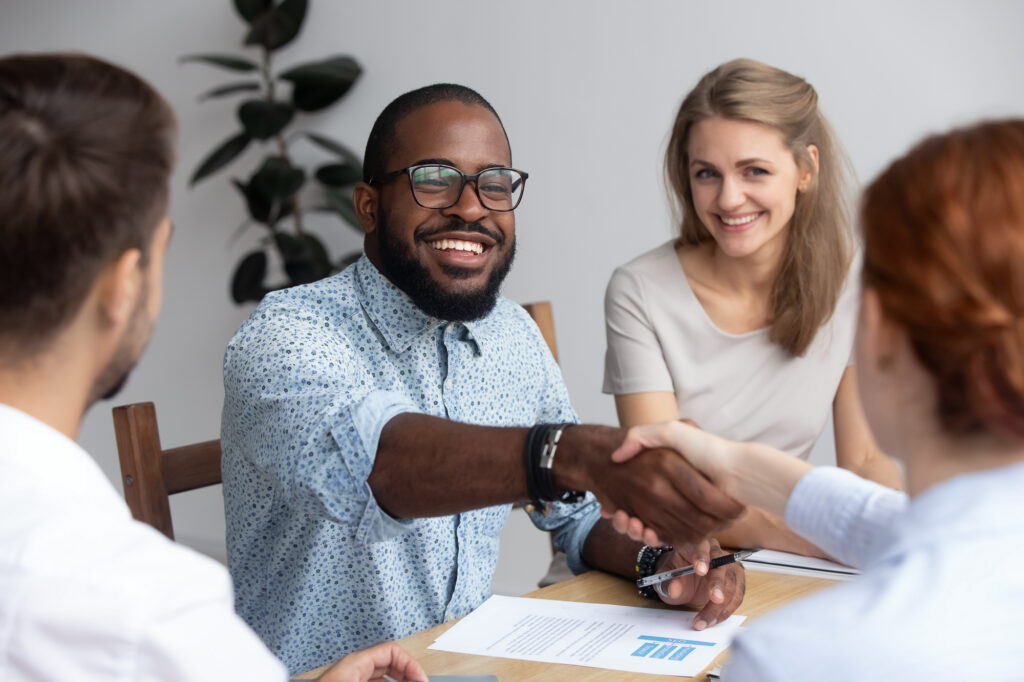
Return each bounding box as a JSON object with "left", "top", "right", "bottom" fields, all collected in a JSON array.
[
  {"left": 862, "top": 119, "right": 1024, "bottom": 439},
  {"left": 0, "top": 53, "right": 176, "bottom": 354},
  {"left": 666, "top": 58, "right": 853, "bottom": 356}
]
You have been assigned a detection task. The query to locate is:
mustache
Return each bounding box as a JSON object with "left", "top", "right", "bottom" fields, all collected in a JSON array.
[{"left": 416, "top": 219, "right": 504, "bottom": 246}]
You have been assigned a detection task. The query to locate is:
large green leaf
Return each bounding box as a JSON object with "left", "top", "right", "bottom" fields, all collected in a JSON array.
[
  {"left": 322, "top": 187, "right": 360, "bottom": 230},
  {"left": 232, "top": 178, "right": 293, "bottom": 225},
  {"left": 244, "top": 0, "right": 308, "bottom": 51},
  {"left": 304, "top": 132, "right": 362, "bottom": 166},
  {"left": 180, "top": 54, "right": 258, "bottom": 72},
  {"left": 233, "top": 0, "right": 271, "bottom": 23},
  {"left": 274, "top": 232, "right": 331, "bottom": 284},
  {"left": 251, "top": 156, "right": 305, "bottom": 199},
  {"left": 190, "top": 132, "right": 251, "bottom": 185},
  {"left": 199, "top": 81, "right": 261, "bottom": 101},
  {"left": 238, "top": 100, "right": 294, "bottom": 140},
  {"left": 231, "top": 250, "right": 268, "bottom": 303},
  {"left": 280, "top": 55, "right": 361, "bottom": 111},
  {"left": 315, "top": 162, "right": 362, "bottom": 187}
]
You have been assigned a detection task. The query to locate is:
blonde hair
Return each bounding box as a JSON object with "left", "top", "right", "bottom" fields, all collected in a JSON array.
[{"left": 666, "top": 58, "right": 853, "bottom": 356}]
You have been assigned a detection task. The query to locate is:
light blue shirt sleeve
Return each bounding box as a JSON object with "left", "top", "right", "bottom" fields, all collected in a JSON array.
[
  {"left": 222, "top": 298, "right": 422, "bottom": 544},
  {"left": 784, "top": 466, "right": 908, "bottom": 568}
]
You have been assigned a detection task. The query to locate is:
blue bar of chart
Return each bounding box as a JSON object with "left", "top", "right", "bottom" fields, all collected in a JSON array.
[{"left": 630, "top": 635, "right": 713, "bottom": 662}]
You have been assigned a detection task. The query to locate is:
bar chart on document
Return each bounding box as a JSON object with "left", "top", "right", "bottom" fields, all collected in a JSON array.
[
  {"left": 430, "top": 595, "right": 746, "bottom": 677},
  {"left": 630, "top": 634, "right": 716, "bottom": 663}
]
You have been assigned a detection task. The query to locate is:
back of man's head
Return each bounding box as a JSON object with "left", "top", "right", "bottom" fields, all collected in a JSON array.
[{"left": 0, "top": 53, "right": 176, "bottom": 357}]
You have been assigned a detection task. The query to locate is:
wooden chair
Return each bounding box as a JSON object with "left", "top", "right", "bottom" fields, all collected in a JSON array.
[
  {"left": 113, "top": 301, "right": 559, "bottom": 540},
  {"left": 521, "top": 300, "right": 559, "bottom": 363},
  {"left": 112, "top": 402, "right": 221, "bottom": 540}
]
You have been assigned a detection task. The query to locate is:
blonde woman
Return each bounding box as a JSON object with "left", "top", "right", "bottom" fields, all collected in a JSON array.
[
  {"left": 604, "top": 59, "right": 900, "bottom": 554},
  {"left": 610, "top": 118, "right": 1024, "bottom": 680}
]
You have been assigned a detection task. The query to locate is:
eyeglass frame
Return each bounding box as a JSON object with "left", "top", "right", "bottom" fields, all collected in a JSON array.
[{"left": 368, "top": 163, "right": 529, "bottom": 212}]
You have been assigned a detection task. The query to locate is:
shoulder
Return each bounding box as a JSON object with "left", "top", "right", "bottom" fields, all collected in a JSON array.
[
  {"left": 481, "top": 298, "right": 549, "bottom": 348},
  {"left": 4, "top": 508, "right": 235, "bottom": 625},
  {"left": 226, "top": 269, "right": 364, "bottom": 361},
  {"left": 607, "top": 240, "right": 681, "bottom": 302}
]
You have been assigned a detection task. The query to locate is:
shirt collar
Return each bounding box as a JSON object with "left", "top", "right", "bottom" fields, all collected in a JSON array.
[{"left": 354, "top": 255, "right": 488, "bottom": 355}]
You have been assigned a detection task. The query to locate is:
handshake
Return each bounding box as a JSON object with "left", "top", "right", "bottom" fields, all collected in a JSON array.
[{"left": 555, "top": 420, "right": 771, "bottom": 558}]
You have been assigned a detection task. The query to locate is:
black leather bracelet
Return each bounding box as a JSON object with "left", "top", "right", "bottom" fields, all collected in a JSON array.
[
  {"left": 523, "top": 423, "right": 587, "bottom": 511},
  {"left": 635, "top": 544, "right": 673, "bottom": 599}
]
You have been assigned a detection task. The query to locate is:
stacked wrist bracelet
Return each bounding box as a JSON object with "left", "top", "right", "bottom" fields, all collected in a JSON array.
[
  {"left": 523, "top": 423, "right": 587, "bottom": 511},
  {"left": 635, "top": 544, "right": 673, "bottom": 598}
]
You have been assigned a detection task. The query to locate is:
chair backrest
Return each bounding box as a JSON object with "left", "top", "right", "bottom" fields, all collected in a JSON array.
[
  {"left": 522, "top": 301, "right": 558, "bottom": 362},
  {"left": 112, "top": 301, "right": 557, "bottom": 540},
  {"left": 112, "top": 402, "right": 221, "bottom": 540}
]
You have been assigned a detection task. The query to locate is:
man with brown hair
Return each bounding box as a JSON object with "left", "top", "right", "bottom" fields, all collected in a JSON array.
[{"left": 0, "top": 52, "right": 424, "bottom": 681}]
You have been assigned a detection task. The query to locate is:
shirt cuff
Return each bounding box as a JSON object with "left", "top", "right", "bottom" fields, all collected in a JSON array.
[
  {"left": 785, "top": 466, "right": 907, "bottom": 569},
  {"left": 344, "top": 390, "right": 421, "bottom": 543},
  {"left": 530, "top": 493, "right": 602, "bottom": 574}
]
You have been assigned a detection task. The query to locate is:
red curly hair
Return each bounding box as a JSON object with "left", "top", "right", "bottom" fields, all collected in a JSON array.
[{"left": 861, "top": 119, "right": 1024, "bottom": 439}]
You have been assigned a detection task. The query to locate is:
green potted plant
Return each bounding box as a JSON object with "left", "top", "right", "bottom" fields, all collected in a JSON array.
[{"left": 184, "top": 0, "right": 364, "bottom": 303}]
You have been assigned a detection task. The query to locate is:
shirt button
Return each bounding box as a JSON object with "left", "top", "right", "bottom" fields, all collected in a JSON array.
[{"left": 444, "top": 378, "right": 453, "bottom": 390}]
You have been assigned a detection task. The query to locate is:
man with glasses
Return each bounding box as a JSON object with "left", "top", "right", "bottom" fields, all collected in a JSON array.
[{"left": 221, "top": 84, "right": 746, "bottom": 674}]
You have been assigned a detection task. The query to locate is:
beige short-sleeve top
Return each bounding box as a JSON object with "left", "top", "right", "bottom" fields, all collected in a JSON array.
[{"left": 603, "top": 240, "right": 858, "bottom": 459}]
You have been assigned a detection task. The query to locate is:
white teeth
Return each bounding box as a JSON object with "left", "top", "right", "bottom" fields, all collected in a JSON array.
[
  {"left": 429, "top": 239, "right": 484, "bottom": 255},
  {"left": 721, "top": 214, "right": 759, "bottom": 226}
]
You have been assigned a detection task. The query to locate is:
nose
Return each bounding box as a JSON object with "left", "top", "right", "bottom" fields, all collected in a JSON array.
[
  {"left": 717, "top": 176, "right": 745, "bottom": 212},
  {"left": 440, "top": 180, "right": 489, "bottom": 223}
]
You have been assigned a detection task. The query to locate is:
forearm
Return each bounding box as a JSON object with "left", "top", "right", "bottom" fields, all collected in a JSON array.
[
  {"left": 714, "top": 508, "right": 827, "bottom": 558},
  {"left": 718, "top": 442, "right": 812, "bottom": 518},
  {"left": 581, "top": 517, "right": 645, "bottom": 579},
  {"left": 841, "top": 448, "right": 903, "bottom": 489},
  {"left": 370, "top": 413, "right": 530, "bottom": 518}
]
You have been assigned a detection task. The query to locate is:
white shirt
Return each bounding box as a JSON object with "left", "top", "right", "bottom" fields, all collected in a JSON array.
[
  {"left": 726, "top": 464, "right": 1024, "bottom": 681},
  {"left": 604, "top": 241, "right": 858, "bottom": 458},
  {"left": 0, "top": 404, "right": 286, "bottom": 681}
]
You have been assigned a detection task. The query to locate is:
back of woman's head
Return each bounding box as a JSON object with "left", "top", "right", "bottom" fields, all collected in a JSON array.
[
  {"left": 666, "top": 59, "right": 853, "bottom": 356},
  {"left": 862, "top": 119, "right": 1024, "bottom": 439}
]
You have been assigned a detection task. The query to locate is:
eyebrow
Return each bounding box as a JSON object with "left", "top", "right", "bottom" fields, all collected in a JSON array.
[
  {"left": 412, "top": 158, "right": 509, "bottom": 172},
  {"left": 690, "top": 157, "right": 775, "bottom": 169}
]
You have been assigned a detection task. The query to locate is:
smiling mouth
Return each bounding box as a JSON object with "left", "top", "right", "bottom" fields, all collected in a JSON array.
[
  {"left": 428, "top": 238, "right": 485, "bottom": 255},
  {"left": 719, "top": 212, "right": 761, "bottom": 227}
]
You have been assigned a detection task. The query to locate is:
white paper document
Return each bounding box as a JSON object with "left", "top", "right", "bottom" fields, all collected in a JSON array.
[
  {"left": 429, "top": 595, "right": 745, "bottom": 677},
  {"left": 742, "top": 549, "right": 859, "bottom": 580}
]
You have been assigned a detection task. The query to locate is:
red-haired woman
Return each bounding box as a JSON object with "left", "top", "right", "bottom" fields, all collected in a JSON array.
[
  {"left": 612, "top": 119, "right": 1024, "bottom": 679},
  {"left": 604, "top": 59, "right": 901, "bottom": 556}
]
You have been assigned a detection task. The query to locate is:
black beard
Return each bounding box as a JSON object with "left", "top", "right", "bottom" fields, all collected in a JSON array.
[{"left": 376, "top": 212, "right": 515, "bottom": 322}]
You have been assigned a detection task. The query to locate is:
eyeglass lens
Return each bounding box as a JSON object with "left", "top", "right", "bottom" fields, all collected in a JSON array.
[{"left": 409, "top": 165, "right": 524, "bottom": 211}]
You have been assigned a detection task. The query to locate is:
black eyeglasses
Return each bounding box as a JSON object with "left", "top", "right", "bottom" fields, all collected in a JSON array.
[{"left": 370, "top": 164, "right": 529, "bottom": 211}]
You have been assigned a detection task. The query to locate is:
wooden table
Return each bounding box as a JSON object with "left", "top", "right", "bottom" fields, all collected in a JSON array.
[{"left": 298, "top": 568, "right": 837, "bottom": 680}]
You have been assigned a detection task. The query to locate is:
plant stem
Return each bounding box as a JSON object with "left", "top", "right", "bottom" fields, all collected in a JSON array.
[{"left": 262, "top": 45, "right": 305, "bottom": 237}]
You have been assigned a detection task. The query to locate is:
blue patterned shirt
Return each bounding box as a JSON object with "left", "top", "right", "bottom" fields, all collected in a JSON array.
[{"left": 221, "top": 255, "right": 601, "bottom": 674}]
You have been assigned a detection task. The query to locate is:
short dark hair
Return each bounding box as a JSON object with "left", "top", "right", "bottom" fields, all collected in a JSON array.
[
  {"left": 0, "top": 53, "right": 176, "bottom": 353},
  {"left": 363, "top": 83, "right": 508, "bottom": 183}
]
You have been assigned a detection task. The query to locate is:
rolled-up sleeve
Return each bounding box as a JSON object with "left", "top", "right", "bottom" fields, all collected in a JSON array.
[{"left": 785, "top": 466, "right": 908, "bottom": 568}]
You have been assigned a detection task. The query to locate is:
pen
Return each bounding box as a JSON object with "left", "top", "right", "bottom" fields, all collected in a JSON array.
[{"left": 636, "top": 549, "right": 758, "bottom": 588}]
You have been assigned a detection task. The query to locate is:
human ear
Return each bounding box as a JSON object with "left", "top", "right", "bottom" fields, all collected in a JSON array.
[
  {"left": 352, "top": 182, "right": 379, "bottom": 235},
  {"left": 798, "top": 144, "right": 820, "bottom": 192},
  {"left": 97, "top": 248, "right": 143, "bottom": 328}
]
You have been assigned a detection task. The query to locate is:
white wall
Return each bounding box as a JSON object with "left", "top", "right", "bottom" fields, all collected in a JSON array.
[{"left": 3, "top": 0, "right": 1023, "bottom": 593}]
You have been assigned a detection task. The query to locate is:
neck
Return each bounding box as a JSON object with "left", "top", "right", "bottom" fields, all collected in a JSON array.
[
  {"left": 0, "top": 348, "right": 94, "bottom": 440},
  {"left": 902, "top": 427, "right": 1024, "bottom": 497},
  {"left": 706, "top": 238, "right": 785, "bottom": 296}
]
